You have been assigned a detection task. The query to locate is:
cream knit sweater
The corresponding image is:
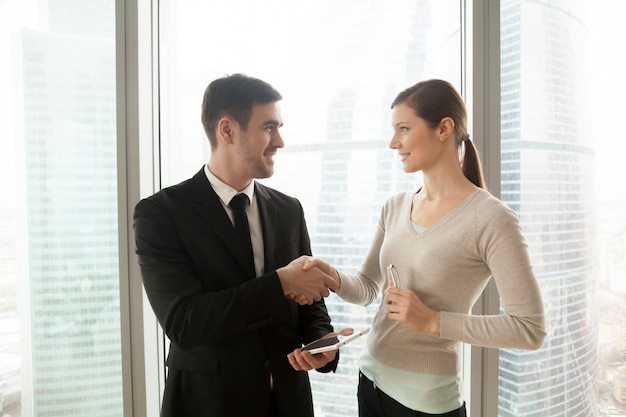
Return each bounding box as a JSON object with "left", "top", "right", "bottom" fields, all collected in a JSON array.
[{"left": 336, "top": 188, "right": 546, "bottom": 375}]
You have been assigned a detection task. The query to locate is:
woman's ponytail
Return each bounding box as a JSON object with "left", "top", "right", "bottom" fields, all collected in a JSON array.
[{"left": 460, "top": 133, "right": 486, "bottom": 189}]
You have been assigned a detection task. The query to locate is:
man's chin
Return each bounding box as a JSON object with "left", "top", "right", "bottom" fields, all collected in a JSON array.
[{"left": 254, "top": 167, "right": 274, "bottom": 179}]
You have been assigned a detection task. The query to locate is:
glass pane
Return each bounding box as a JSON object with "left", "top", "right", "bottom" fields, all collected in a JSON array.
[
  {"left": 0, "top": 1, "right": 122, "bottom": 416},
  {"left": 499, "top": 0, "right": 626, "bottom": 415},
  {"left": 159, "top": 1, "right": 460, "bottom": 416}
]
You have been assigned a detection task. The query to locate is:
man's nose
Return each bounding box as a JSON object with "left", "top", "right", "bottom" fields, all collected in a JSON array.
[{"left": 273, "top": 131, "right": 285, "bottom": 148}]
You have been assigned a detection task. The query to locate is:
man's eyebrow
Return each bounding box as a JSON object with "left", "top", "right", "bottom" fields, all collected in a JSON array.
[{"left": 262, "top": 119, "right": 283, "bottom": 127}]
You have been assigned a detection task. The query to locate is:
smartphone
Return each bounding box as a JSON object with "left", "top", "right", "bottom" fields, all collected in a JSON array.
[
  {"left": 387, "top": 264, "right": 400, "bottom": 288},
  {"left": 301, "top": 328, "right": 370, "bottom": 354}
]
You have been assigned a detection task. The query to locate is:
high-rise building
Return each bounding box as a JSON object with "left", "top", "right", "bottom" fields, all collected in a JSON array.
[
  {"left": 18, "top": 1, "right": 122, "bottom": 415},
  {"left": 499, "top": 0, "right": 597, "bottom": 416}
]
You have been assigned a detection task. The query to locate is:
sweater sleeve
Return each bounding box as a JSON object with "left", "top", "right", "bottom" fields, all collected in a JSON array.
[
  {"left": 440, "top": 200, "right": 546, "bottom": 350},
  {"left": 335, "top": 203, "right": 388, "bottom": 306}
]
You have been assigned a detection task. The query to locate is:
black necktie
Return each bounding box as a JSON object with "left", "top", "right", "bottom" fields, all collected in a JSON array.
[{"left": 229, "top": 194, "right": 255, "bottom": 276}]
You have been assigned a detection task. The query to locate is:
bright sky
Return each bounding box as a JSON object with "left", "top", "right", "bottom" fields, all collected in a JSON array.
[
  {"left": 589, "top": 0, "right": 626, "bottom": 200},
  {"left": 0, "top": 0, "right": 20, "bottom": 210}
]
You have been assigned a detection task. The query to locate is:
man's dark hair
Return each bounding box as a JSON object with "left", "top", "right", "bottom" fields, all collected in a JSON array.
[{"left": 201, "top": 73, "right": 282, "bottom": 150}]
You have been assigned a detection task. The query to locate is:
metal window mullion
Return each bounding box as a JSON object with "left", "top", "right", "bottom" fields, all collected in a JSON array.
[
  {"left": 465, "top": 1, "right": 502, "bottom": 416},
  {"left": 116, "top": 0, "right": 163, "bottom": 415}
]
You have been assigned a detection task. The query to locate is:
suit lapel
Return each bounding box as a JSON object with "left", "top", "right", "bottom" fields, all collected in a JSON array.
[
  {"left": 255, "top": 183, "right": 276, "bottom": 274},
  {"left": 190, "top": 169, "right": 254, "bottom": 278}
]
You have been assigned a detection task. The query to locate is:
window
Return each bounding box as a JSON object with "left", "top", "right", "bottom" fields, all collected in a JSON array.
[
  {"left": 0, "top": 1, "right": 122, "bottom": 415},
  {"left": 159, "top": 1, "right": 460, "bottom": 416},
  {"left": 158, "top": 1, "right": 626, "bottom": 416}
]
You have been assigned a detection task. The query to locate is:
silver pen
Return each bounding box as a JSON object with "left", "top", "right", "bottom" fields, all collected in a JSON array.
[{"left": 386, "top": 264, "right": 401, "bottom": 288}]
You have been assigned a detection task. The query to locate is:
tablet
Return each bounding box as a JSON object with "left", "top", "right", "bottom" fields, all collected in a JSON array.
[{"left": 301, "top": 328, "right": 370, "bottom": 354}]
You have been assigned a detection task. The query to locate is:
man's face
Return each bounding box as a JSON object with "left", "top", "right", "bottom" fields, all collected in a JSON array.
[{"left": 234, "top": 101, "right": 284, "bottom": 180}]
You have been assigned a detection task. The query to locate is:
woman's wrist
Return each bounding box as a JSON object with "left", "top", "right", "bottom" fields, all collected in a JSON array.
[
  {"left": 333, "top": 268, "right": 341, "bottom": 290},
  {"left": 431, "top": 311, "right": 442, "bottom": 336}
]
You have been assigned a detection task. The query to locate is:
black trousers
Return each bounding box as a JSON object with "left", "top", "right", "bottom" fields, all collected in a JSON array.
[{"left": 358, "top": 372, "right": 467, "bottom": 417}]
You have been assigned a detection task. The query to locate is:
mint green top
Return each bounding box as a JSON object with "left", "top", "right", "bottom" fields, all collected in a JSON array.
[
  {"left": 337, "top": 188, "right": 546, "bottom": 411},
  {"left": 360, "top": 352, "right": 462, "bottom": 413}
]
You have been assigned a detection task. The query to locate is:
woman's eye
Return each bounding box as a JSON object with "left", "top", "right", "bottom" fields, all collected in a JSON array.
[{"left": 400, "top": 127, "right": 408, "bottom": 132}]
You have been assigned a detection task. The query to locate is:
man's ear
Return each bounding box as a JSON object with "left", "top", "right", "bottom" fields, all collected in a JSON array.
[
  {"left": 217, "top": 117, "right": 236, "bottom": 144},
  {"left": 439, "top": 117, "right": 455, "bottom": 141}
]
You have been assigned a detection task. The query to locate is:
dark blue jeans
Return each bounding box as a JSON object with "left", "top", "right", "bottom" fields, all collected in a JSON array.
[{"left": 358, "top": 372, "right": 467, "bottom": 417}]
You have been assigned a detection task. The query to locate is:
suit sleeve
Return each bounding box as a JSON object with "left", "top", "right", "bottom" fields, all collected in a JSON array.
[
  {"left": 292, "top": 205, "right": 339, "bottom": 373},
  {"left": 134, "top": 197, "right": 296, "bottom": 350}
]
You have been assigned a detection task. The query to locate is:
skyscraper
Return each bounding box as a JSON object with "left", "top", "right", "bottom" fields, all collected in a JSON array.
[
  {"left": 499, "top": 0, "right": 597, "bottom": 415},
  {"left": 18, "top": 1, "right": 123, "bottom": 415}
]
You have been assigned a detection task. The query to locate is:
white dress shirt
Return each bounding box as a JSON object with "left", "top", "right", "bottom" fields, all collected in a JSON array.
[{"left": 204, "top": 165, "right": 265, "bottom": 277}]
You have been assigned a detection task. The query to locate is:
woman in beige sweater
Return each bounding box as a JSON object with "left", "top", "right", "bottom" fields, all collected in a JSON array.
[{"left": 290, "top": 79, "right": 546, "bottom": 417}]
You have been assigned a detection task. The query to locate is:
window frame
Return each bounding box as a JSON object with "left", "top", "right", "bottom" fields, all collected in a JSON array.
[
  {"left": 116, "top": 0, "right": 165, "bottom": 415},
  {"left": 465, "top": 1, "right": 502, "bottom": 416}
]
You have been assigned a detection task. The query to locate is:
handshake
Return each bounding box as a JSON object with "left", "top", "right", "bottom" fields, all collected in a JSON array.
[{"left": 277, "top": 256, "right": 339, "bottom": 305}]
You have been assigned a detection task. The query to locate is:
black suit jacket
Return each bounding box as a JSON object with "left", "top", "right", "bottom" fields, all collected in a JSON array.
[{"left": 133, "top": 168, "right": 338, "bottom": 417}]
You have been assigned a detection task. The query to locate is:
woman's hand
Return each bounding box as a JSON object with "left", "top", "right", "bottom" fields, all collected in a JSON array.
[
  {"left": 384, "top": 282, "right": 441, "bottom": 336},
  {"left": 284, "top": 256, "right": 340, "bottom": 304},
  {"left": 280, "top": 255, "right": 340, "bottom": 305},
  {"left": 302, "top": 256, "right": 338, "bottom": 284}
]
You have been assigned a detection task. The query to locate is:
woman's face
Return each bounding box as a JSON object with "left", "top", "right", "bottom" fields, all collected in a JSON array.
[{"left": 389, "top": 102, "right": 441, "bottom": 173}]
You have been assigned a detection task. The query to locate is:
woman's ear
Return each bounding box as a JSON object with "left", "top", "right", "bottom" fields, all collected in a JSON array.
[{"left": 438, "top": 117, "right": 455, "bottom": 141}]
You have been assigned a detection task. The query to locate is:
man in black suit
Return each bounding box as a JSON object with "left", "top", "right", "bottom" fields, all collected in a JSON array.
[{"left": 133, "top": 74, "right": 340, "bottom": 417}]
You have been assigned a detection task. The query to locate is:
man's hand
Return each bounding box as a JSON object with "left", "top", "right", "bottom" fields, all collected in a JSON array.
[
  {"left": 277, "top": 256, "right": 339, "bottom": 305},
  {"left": 287, "top": 345, "right": 338, "bottom": 371}
]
